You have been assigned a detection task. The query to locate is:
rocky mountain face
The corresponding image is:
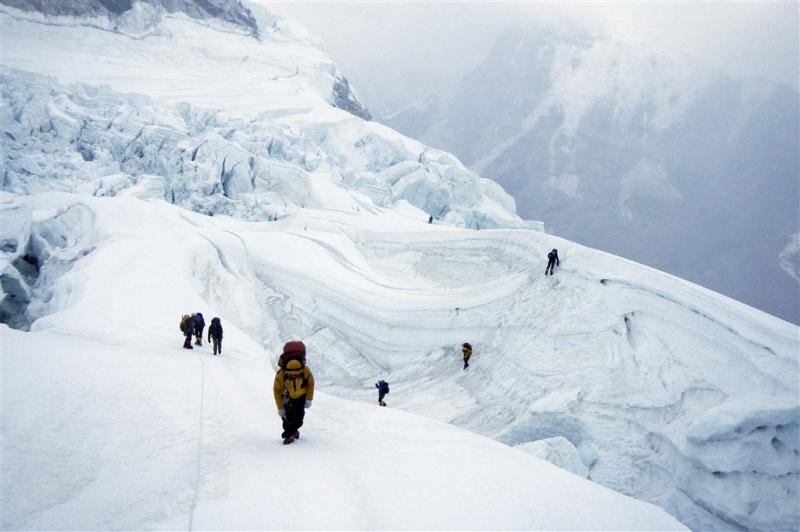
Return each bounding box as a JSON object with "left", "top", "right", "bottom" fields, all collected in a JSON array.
[
  {"left": 332, "top": 75, "right": 372, "bottom": 120},
  {"left": 1, "top": 0, "right": 259, "bottom": 34},
  {"left": 385, "top": 29, "right": 800, "bottom": 324}
]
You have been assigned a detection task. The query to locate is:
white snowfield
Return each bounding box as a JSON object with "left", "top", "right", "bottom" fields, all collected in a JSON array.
[
  {"left": 2, "top": 193, "right": 686, "bottom": 531},
  {"left": 1, "top": 188, "right": 796, "bottom": 530},
  {"left": 0, "top": 2, "right": 798, "bottom": 531},
  {"left": 0, "top": 2, "right": 537, "bottom": 232},
  {"left": 0, "top": 1, "right": 340, "bottom": 120}
]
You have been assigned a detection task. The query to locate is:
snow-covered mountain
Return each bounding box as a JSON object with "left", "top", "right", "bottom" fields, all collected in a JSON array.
[
  {"left": 0, "top": 1, "right": 535, "bottom": 231},
  {"left": 1, "top": 0, "right": 370, "bottom": 119},
  {"left": 1, "top": 2, "right": 798, "bottom": 531},
  {"left": 2, "top": 0, "right": 261, "bottom": 36},
  {"left": 1, "top": 192, "right": 687, "bottom": 531},
  {"left": 384, "top": 28, "right": 800, "bottom": 325}
]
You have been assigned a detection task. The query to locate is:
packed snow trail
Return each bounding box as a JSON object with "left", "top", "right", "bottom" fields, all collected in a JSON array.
[
  {"left": 2, "top": 191, "right": 796, "bottom": 530},
  {"left": 252, "top": 209, "right": 798, "bottom": 531},
  {"left": 1, "top": 321, "right": 683, "bottom": 529}
]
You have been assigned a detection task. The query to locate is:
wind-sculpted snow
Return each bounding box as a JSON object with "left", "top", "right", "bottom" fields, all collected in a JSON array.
[
  {"left": 3, "top": 192, "right": 794, "bottom": 530},
  {"left": 1, "top": 193, "right": 687, "bottom": 530},
  {"left": 0, "top": 3, "right": 796, "bottom": 530},
  {"left": 194, "top": 211, "right": 798, "bottom": 530},
  {"left": 0, "top": 68, "right": 532, "bottom": 229}
]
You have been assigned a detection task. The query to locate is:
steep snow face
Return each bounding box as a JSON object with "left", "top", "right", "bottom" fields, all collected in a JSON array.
[
  {"left": 0, "top": 67, "right": 530, "bottom": 230},
  {"left": 0, "top": 0, "right": 526, "bottom": 228},
  {"left": 1, "top": 252, "right": 684, "bottom": 530},
  {"left": 1, "top": 191, "right": 797, "bottom": 531},
  {"left": 2, "top": 0, "right": 260, "bottom": 35},
  {"left": 235, "top": 210, "right": 799, "bottom": 531},
  {"left": 0, "top": 0, "right": 536, "bottom": 337},
  {"left": 0, "top": 0, "right": 369, "bottom": 119},
  {"left": 384, "top": 28, "right": 800, "bottom": 325}
]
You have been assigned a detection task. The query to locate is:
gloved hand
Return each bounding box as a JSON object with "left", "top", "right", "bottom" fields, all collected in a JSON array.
[
  {"left": 278, "top": 409, "right": 286, "bottom": 418},
  {"left": 305, "top": 400, "right": 312, "bottom": 409}
]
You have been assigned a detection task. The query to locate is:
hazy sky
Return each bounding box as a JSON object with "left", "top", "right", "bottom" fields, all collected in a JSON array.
[{"left": 259, "top": 1, "right": 799, "bottom": 114}]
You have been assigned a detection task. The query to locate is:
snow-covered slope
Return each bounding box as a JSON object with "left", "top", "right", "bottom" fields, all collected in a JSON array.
[
  {"left": 2, "top": 186, "right": 797, "bottom": 530},
  {"left": 1, "top": 2, "right": 798, "bottom": 531},
  {"left": 0, "top": 0, "right": 368, "bottom": 120},
  {"left": 2, "top": 0, "right": 262, "bottom": 37},
  {"left": 384, "top": 28, "right": 800, "bottom": 325},
  {"left": 0, "top": 192, "right": 686, "bottom": 531},
  {"left": 0, "top": 67, "right": 527, "bottom": 231},
  {"left": 0, "top": 1, "right": 534, "bottom": 230}
]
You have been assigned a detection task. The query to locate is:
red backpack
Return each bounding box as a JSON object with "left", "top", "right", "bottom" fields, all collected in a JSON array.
[{"left": 277, "top": 341, "right": 306, "bottom": 369}]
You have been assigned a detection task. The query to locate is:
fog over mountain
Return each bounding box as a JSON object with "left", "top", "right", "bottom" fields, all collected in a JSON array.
[
  {"left": 264, "top": 2, "right": 799, "bottom": 113},
  {"left": 266, "top": 2, "right": 800, "bottom": 324},
  {"left": 385, "top": 27, "right": 800, "bottom": 324}
]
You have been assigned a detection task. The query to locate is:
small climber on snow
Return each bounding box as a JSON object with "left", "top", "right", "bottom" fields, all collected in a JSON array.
[
  {"left": 273, "top": 341, "right": 315, "bottom": 445},
  {"left": 545, "top": 248, "right": 560, "bottom": 276},
  {"left": 208, "top": 317, "right": 223, "bottom": 355},
  {"left": 180, "top": 314, "right": 195, "bottom": 350},
  {"left": 462, "top": 342, "right": 472, "bottom": 369},
  {"left": 193, "top": 312, "right": 205, "bottom": 346},
  {"left": 375, "top": 379, "right": 389, "bottom": 406}
]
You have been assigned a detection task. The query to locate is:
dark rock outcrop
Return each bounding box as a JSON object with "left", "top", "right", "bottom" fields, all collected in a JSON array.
[
  {"left": 0, "top": 0, "right": 259, "bottom": 36},
  {"left": 332, "top": 75, "right": 372, "bottom": 121}
]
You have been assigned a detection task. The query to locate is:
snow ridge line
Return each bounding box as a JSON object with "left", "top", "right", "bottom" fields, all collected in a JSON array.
[
  {"left": 0, "top": 7, "right": 255, "bottom": 42},
  {"left": 187, "top": 349, "right": 206, "bottom": 531},
  {"left": 0, "top": 7, "right": 160, "bottom": 41},
  {"left": 599, "top": 278, "right": 781, "bottom": 357}
]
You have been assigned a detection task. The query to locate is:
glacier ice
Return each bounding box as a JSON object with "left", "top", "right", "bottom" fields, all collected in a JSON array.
[
  {"left": 0, "top": 2, "right": 796, "bottom": 531},
  {"left": 0, "top": 67, "right": 534, "bottom": 230}
]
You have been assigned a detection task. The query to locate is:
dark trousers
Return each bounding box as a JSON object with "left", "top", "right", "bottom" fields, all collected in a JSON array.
[
  {"left": 183, "top": 334, "right": 192, "bottom": 348},
  {"left": 545, "top": 259, "right": 557, "bottom": 275},
  {"left": 378, "top": 391, "right": 387, "bottom": 405},
  {"left": 282, "top": 396, "right": 306, "bottom": 438},
  {"left": 463, "top": 357, "right": 470, "bottom": 369},
  {"left": 211, "top": 337, "right": 221, "bottom": 355}
]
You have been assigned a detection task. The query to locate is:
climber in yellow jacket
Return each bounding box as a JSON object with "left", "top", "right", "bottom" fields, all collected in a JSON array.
[{"left": 273, "top": 341, "right": 315, "bottom": 445}]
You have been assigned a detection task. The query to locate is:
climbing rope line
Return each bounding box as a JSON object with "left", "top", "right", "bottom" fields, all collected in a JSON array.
[{"left": 187, "top": 348, "right": 207, "bottom": 531}]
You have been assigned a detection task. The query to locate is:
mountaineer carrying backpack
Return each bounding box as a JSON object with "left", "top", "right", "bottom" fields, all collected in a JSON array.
[
  {"left": 180, "top": 314, "right": 195, "bottom": 350},
  {"left": 462, "top": 342, "right": 472, "bottom": 369},
  {"left": 375, "top": 380, "right": 389, "bottom": 407},
  {"left": 207, "top": 317, "right": 223, "bottom": 355},
  {"left": 192, "top": 312, "right": 206, "bottom": 346},
  {"left": 273, "top": 341, "right": 315, "bottom": 445}
]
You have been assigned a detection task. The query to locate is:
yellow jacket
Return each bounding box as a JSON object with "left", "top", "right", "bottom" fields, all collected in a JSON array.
[{"left": 273, "top": 366, "right": 315, "bottom": 410}]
